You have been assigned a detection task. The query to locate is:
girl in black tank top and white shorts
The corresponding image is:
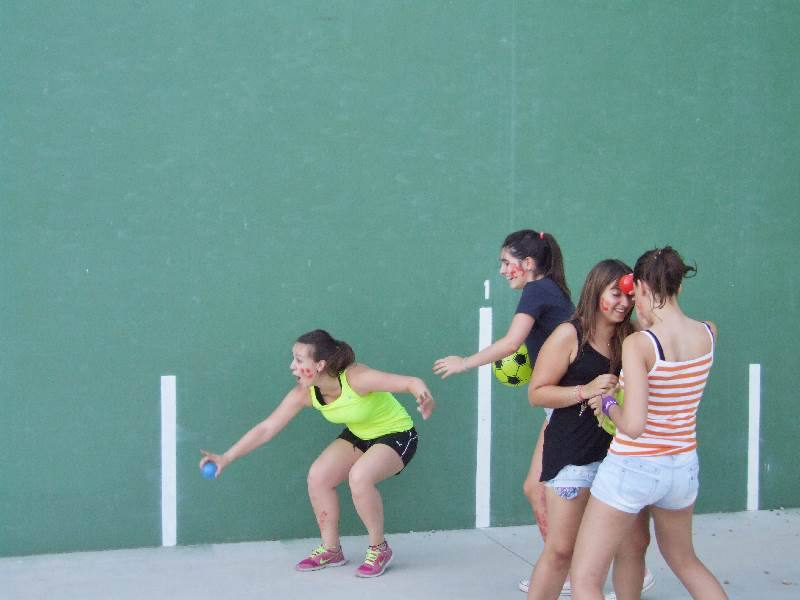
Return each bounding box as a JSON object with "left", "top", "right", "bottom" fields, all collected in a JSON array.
[{"left": 525, "top": 260, "right": 647, "bottom": 600}]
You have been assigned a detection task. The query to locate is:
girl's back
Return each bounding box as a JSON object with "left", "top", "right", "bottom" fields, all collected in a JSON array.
[
  {"left": 648, "top": 316, "right": 714, "bottom": 366},
  {"left": 610, "top": 313, "right": 716, "bottom": 458}
]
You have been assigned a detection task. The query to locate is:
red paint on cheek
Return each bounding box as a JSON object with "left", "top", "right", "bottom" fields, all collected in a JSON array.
[
  {"left": 600, "top": 298, "right": 611, "bottom": 312},
  {"left": 507, "top": 264, "right": 524, "bottom": 279},
  {"left": 301, "top": 367, "right": 314, "bottom": 378}
]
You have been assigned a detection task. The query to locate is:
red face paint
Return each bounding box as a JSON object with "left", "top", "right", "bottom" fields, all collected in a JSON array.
[
  {"left": 507, "top": 264, "right": 524, "bottom": 279},
  {"left": 600, "top": 298, "right": 611, "bottom": 313},
  {"left": 301, "top": 367, "right": 314, "bottom": 378}
]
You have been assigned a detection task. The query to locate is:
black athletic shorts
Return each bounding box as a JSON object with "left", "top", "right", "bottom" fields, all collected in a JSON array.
[{"left": 337, "top": 427, "right": 418, "bottom": 470}]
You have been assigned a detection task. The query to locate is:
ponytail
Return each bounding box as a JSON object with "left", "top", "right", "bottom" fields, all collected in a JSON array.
[
  {"left": 540, "top": 232, "right": 570, "bottom": 300},
  {"left": 296, "top": 329, "right": 356, "bottom": 376},
  {"left": 502, "top": 229, "right": 571, "bottom": 300}
]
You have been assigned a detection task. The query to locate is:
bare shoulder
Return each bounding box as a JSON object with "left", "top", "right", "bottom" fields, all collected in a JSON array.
[
  {"left": 703, "top": 320, "right": 718, "bottom": 338},
  {"left": 622, "top": 331, "right": 657, "bottom": 369},
  {"left": 344, "top": 363, "right": 408, "bottom": 396},
  {"left": 285, "top": 384, "right": 312, "bottom": 407},
  {"left": 537, "top": 321, "right": 579, "bottom": 363},
  {"left": 550, "top": 321, "right": 579, "bottom": 344},
  {"left": 344, "top": 363, "right": 369, "bottom": 380},
  {"left": 342, "top": 363, "right": 375, "bottom": 391},
  {"left": 276, "top": 384, "right": 312, "bottom": 411},
  {"left": 623, "top": 330, "right": 654, "bottom": 352}
]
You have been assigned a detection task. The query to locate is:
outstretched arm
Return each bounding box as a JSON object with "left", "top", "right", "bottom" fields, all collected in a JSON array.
[
  {"left": 347, "top": 364, "right": 435, "bottom": 420},
  {"left": 200, "top": 386, "right": 309, "bottom": 478},
  {"left": 433, "top": 313, "right": 534, "bottom": 378}
]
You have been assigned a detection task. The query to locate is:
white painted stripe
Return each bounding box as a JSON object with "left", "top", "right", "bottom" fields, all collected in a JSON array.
[
  {"left": 747, "top": 364, "right": 761, "bottom": 511},
  {"left": 161, "top": 375, "right": 177, "bottom": 546},
  {"left": 476, "top": 307, "right": 492, "bottom": 528}
]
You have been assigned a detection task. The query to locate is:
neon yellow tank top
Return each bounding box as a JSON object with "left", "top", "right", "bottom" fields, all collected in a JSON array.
[{"left": 310, "top": 370, "right": 413, "bottom": 440}]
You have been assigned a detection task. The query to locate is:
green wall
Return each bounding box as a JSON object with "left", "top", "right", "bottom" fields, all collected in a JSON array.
[
  {"left": 2, "top": 1, "right": 797, "bottom": 557},
  {"left": 490, "top": 0, "right": 800, "bottom": 524}
]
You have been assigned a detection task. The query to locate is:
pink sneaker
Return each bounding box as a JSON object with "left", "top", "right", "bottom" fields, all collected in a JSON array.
[
  {"left": 295, "top": 544, "right": 347, "bottom": 571},
  {"left": 355, "top": 541, "right": 393, "bottom": 578}
]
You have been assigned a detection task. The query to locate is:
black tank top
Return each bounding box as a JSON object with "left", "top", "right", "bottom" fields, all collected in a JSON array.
[{"left": 540, "top": 320, "right": 615, "bottom": 482}]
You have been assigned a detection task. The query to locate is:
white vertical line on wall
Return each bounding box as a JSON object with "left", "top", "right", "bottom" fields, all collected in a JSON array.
[
  {"left": 161, "top": 375, "right": 177, "bottom": 546},
  {"left": 476, "top": 307, "right": 493, "bottom": 528},
  {"left": 747, "top": 364, "right": 761, "bottom": 511}
]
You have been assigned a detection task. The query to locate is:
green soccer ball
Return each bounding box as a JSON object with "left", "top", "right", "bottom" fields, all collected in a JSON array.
[{"left": 492, "top": 344, "right": 533, "bottom": 387}]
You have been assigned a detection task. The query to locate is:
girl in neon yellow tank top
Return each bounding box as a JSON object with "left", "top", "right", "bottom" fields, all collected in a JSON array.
[{"left": 200, "top": 329, "right": 434, "bottom": 579}]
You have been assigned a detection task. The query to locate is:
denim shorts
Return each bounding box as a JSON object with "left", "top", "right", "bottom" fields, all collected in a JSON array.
[
  {"left": 591, "top": 451, "right": 700, "bottom": 513},
  {"left": 544, "top": 462, "right": 601, "bottom": 500}
]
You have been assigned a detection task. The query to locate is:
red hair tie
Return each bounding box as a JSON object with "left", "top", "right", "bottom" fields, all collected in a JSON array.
[{"left": 539, "top": 231, "right": 545, "bottom": 240}]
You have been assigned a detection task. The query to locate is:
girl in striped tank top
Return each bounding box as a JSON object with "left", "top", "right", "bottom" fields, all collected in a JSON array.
[{"left": 571, "top": 247, "right": 726, "bottom": 600}]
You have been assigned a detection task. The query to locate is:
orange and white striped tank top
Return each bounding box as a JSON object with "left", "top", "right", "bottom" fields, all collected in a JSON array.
[{"left": 609, "top": 323, "right": 714, "bottom": 457}]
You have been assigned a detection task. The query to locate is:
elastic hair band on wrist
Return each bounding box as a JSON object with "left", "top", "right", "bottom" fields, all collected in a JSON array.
[{"left": 600, "top": 394, "right": 618, "bottom": 417}]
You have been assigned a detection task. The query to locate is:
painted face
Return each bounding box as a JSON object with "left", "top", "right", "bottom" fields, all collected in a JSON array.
[
  {"left": 598, "top": 280, "right": 633, "bottom": 323},
  {"left": 499, "top": 248, "right": 531, "bottom": 289},
  {"left": 290, "top": 343, "right": 320, "bottom": 387}
]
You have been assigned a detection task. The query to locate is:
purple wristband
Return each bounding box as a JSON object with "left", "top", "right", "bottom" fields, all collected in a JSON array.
[{"left": 600, "top": 394, "right": 618, "bottom": 417}]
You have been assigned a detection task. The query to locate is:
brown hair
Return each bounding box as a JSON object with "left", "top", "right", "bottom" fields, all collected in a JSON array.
[
  {"left": 633, "top": 246, "right": 696, "bottom": 309},
  {"left": 573, "top": 259, "right": 635, "bottom": 373},
  {"left": 296, "top": 329, "right": 355, "bottom": 376},
  {"left": 502, "top": 229, "right": 571, "bottom": 300}
]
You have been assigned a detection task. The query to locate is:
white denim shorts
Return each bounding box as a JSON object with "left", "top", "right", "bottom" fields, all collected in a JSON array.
[
  {"left": 545, "top": 461, "right": 601, "bottom": 500},
  {"left": 591, "top": 451, "right": 700, "bottom": 513}
]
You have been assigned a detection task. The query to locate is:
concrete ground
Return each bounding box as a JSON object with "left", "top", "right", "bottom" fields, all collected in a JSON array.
[{"left": 1, "top": 509, "right": 798, "bottom": 599}]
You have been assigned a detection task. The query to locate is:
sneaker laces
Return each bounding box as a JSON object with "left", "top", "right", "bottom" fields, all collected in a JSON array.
[
  {"left": 309, "top": 544, "right": 329, "bottom": 557},
  {"left": 363, "top": 546, "right": 381, "bottom": 565}
]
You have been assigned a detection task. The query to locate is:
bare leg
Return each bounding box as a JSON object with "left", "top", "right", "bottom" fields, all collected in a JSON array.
[
  {"left": 570, "top": 497, "right": 639, "bottom": 600},
  {"left": 523, "top": 420, "right": 549, "bottom": 540},
  {"left": 651, "top": 504, "right": 727, "bottom": 599},
  {"left": 610, "top": 509, "right": 650, "bottom": 600},
  {"left": 527, "top": 486, "right": 589, "bottom": 600},
  {"left": 306, "top": 439, "right": 361, "bottom": 549},
  {"left": 348, "top": 444, "right": 404, "bottom": 546}
]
